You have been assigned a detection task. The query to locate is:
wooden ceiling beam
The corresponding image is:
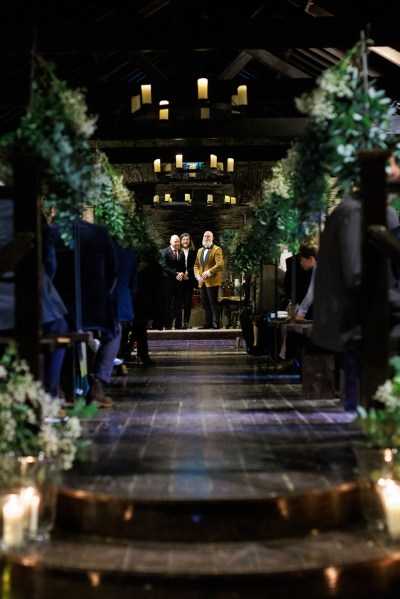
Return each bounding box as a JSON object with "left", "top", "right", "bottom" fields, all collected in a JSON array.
[{"left": 0, "top": 18, "right": 398, "bottom": 52}]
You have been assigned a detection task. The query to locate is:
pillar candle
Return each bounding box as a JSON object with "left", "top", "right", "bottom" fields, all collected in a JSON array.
[
  {"left": 130, "top": 94, "right": 141, "bottom": 113},
  {"left": 224, "top": 195, "right": 231, "bottom": 204},
  {"left": 165, "top": 194, "right": 171, "bottom": 202},
  {"left": 159, "top": 100, "right": 169, "bottom": 120},
  {"left": 176, "top": 154, "right": 183, "bottom": 169},
  {"left": 217, "top": 162, "right": 224, "bottom": 172},
  {"left": 381, "top": 481, "right": 400, "bottom": 538},
  {"left": 2, "top": 495, "right": 25, "bottom": 548},
  {"left": 207, "top": 194, "right": 213, "bottom": 204},
  {"left": 141, "top": 84, "right": 152, "bottom": 104},
  {"left": 230, "top": 196, "right": 237, "bottom": 205},
  {"left": 20, "top": 486, "right": 35, "bottom": 529},
  {"left": 237, "top": 85, "right": 248, "bottom": 105},
  {"left": 29, "top": 494, "right": 40, "bottom": 536},
  {"left": 153, "top": 159, "right": 161, "bottom": 173},
  {"left": 197, "top": 78, "right": 208, "bottom": 100},
  {"left": 227, "top": 158, "right": 234, "bottom": 172},
  {"left": 153, "top": 195, "right": 159, "bottom": 204},
  {"left": 185, "top": 194, "right": 191, "bottom": 202},
  {"left": 210, "top": 154, "right": 217, "bottom": 169}
]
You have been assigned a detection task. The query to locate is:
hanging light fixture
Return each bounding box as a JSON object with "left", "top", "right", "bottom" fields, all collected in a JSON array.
[{"left": 133, "top": 80, "right": 248, "bottom": 120}]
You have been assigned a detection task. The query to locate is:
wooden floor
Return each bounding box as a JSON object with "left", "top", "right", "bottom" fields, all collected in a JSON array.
[{"left": 2, "top": 335, "right": 400, "bottom": 598}]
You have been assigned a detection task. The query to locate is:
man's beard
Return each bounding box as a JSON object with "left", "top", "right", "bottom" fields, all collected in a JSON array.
[{"left": 203, "top": 241, "right": 212, "bottom": 248}]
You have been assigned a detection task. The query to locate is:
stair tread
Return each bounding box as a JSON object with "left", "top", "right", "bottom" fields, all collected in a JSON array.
[{"left": 2, "top": 528, "right": 393, "bottom": 576}]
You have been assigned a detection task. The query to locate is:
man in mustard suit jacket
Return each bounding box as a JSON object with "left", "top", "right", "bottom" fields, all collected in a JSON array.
[{"left": 194, "top": 230, "right": 224, "bottom": 329}]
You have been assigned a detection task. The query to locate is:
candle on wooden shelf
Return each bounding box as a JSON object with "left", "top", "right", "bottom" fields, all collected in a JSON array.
[
  {"left": 159, "top": 100, "right": 169, "bottom": 120},
  {"left": 185, "top": 194, "right": 191, "bottom": 202},
  {"left": 224, "top": 195, "right": 231, "bottom": 204},
  {"left": 227, "top": 158, "right": 234, "bottom": 172},
  {"left": 197, "top": 78, "right": 208, "bottom": 100},
  {"left": 176, "top": 154, "right": 183, "bottom": 169},
  {"left": 237, "top": 85, "right": 248, "bottom": 106},
  {"left": 188, "top": 164, "right": 196, "bottom": 178},
  {"left": 230, "top": 196, "right": 237, "bottom": 205},
  {"left": 141, "top": 84, "right": 152, "bottom": 104},
  {"left": 165, "top": 194, "right": 172, "bottom": 202},
  {"left": 153, "top": 195, "right": 159, "bottom": 204},
  {"left": 210, "top": 154, "right": 217, "bottom": 169},
  {"left": 217, "top": 162, "right": 224, "bottom": 172},
  {"left": 207, "top": 194, "right": 213, "bottom": 204},
  {"left": 164, "top": 163, "right": 172, "bottom": 173},
  {"left": 153, "top": 159, "right": 161, "bottom": 173},
  {"left": 2, "top": 494, "right": 25, "bottom": 548}
]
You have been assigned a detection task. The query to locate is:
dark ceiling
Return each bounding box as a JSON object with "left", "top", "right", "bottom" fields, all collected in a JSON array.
[{"left": 1, "top": 0, "right": 400, "bottom": 166}]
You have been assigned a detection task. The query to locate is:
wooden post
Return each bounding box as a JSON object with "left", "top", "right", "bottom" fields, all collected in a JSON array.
[
  {"left": 359, "top": 149, "right": 391, "bottom": 408},
  {"left": 12, "top": 157, "right": 43, "bottom": 380}
]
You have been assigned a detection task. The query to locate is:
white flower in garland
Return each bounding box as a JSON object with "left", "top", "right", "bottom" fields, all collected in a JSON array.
[{"left": 0, "top": 343, "right": 96, "bottom": 470}]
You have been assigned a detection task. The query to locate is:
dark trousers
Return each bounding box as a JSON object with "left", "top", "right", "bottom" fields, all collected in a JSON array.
[
  {"left": 200, "top": 285, "right": 220, "bottom": 327},
  {"left": 118, "top": 321, "right": 132, "bottom": 360},
  {"left": 92, "top": 325, "right": 122, "bottom": 384},
  {"left": 164, "top": 279, "right": 183, "bottom": 328},
  {"left": 42, "top": 316, "right": 68, "bottom": 398},
  {"left": 181, "top": 281, "right": 194, "bottom": 324}
]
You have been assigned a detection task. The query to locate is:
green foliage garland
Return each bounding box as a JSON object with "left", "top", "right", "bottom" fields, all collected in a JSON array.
[
  {"left": 0, "top": 56, "right": 97, "bottom": 248},
  {"left": 293, "top": 41, "right": 397, "bottom": 222}
]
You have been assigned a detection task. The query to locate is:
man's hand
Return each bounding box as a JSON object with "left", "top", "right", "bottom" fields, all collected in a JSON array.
[
  {"left": 203, "top": 270, "right": 211, "bottom": 278},
  {"left": 176, "top": 272, "right": 184, "bottom": 281}
]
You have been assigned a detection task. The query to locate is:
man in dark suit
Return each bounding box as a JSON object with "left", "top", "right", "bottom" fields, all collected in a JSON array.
[
  {"left": 53, "top": 219, "right": 121, "bottom": 408},
  {"left": 161, "top": 234, "right": 185, "bottom": 329},
  {"left": 179, "top": 232, "right": 197, "bottom": 329}
]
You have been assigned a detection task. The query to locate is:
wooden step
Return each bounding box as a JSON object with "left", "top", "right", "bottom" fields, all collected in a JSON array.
[
  {"left": 1, "top": 527, "right": 399, "bottom": 598},
  {"left": 55, "top": 483, "right": 361, "bottom": 542}
]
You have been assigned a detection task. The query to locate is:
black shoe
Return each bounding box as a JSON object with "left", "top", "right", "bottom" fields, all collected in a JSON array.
[
  {"left": 212, "top": 324, "right": 220, "bottom": 329},
  {"left": 199, "top": 324, "right": 212, "bottom": 329},
  {"left": 138, "top": 354, "right": 156, "bottom": 366},
  {"left": 175, "top": 325, "right": 182, "bottom": 330},
  {"left": 247, "top": 346, "right": 266, "bottom": 356},
  {"left": 183, "top": 323, "right": 192, "bottom": 329}
]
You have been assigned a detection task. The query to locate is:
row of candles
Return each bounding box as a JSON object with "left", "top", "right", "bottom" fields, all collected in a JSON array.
[
  {"left": 131, "top": 79, "right": 248, "bottom": 120},
  {"left": 154, "top": 156, "right": 234, "bottom": 173},
  {"left": 153, "top": 194, "right": 236, "bottom": 205},
  {"left": 2, "top": 488, "right": 40, "bottom": 549}
]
